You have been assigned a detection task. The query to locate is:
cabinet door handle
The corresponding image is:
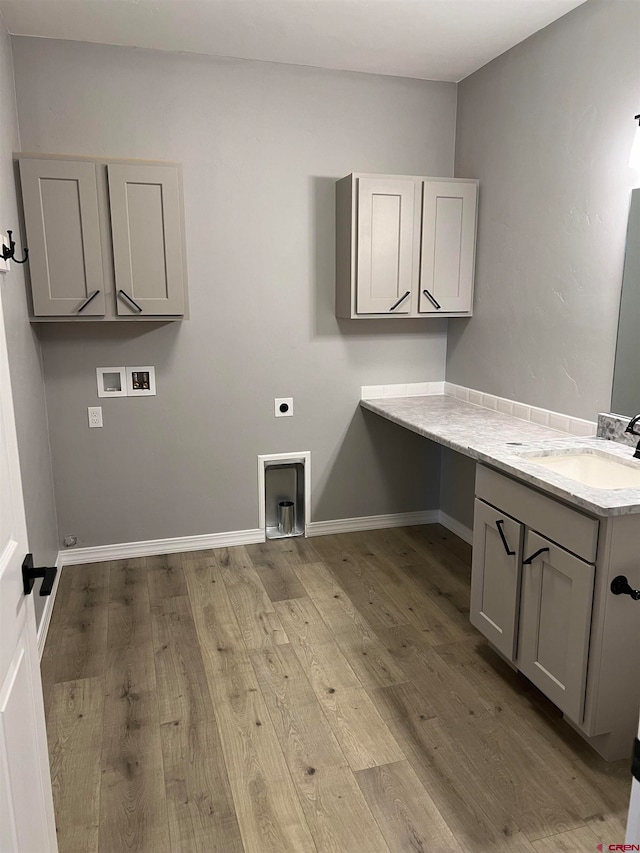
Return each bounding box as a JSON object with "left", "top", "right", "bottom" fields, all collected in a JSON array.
[
  {"left": 389, "top": 291, "right": 411, "bottom": 312},
  {"left": 423, "top": 289, "right": 441, "bottom": 310},
  {"left": 119, "top": 289, "right": 143, "bottom": 313},
  {"left": 495, "top": 520, "right": 515, "bottom": 556},
  {"left": 77, "top": 289, "right": 100, "bottom": 313},
  {"left": 523, "top": 546, "right": 550, "bottom": 565}
]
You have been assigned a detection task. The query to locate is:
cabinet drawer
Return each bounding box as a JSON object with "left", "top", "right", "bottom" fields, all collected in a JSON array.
[{"left": 476, "top": 465, "right": 599, "bottom": 563}]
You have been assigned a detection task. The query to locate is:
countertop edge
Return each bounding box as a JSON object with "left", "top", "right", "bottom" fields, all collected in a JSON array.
[
  {"left": 360, "top": 396, "right": 640, "bottom": 517},
  {"left": 360, "top": 398, "right": 480, "bottom": 459}
]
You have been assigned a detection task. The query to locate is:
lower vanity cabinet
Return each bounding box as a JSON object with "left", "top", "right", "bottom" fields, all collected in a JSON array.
[
  {"left": 470, "top": 498, "right": 595, "bottom": 723},
  {"left": 472, "top": 500, "right": 596, "bottom": 722},
  {"left": 471, "top": 464, "right": 640, "bottom": 761},
  {"left": 471, "top": 470, "right": 597, "bottom": 723}
]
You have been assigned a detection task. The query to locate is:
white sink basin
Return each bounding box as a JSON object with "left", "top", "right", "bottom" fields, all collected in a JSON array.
[{"left": 521, "top": 450, "right": 640, "bottom": 490}]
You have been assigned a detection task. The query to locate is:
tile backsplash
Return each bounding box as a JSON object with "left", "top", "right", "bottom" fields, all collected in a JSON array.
[
  {"left": 360, "top": 382, "right": 446, "bottom": 399},
  {"left": 444, "top": 383, "right": 596, "bottom": 436},
  {"left": 597, "top": 413, "right": 636, "bottom": 447},
  {"left": 360, "top": 381, "right": 597, "bottom": 437}
]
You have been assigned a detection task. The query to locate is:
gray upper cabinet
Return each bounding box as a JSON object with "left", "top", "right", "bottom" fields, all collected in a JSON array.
[
  {"left": 335, "top": 172, "right": 478, "bottom": 319},
  {"left": 17, "top": 155, "right": 188, "bottom": 321},
  {"left": 19, "top": 159, "right": 106, "bottom": 317},
  {"left": 108, "top": 164, "right": 185, "bottom": 317}
]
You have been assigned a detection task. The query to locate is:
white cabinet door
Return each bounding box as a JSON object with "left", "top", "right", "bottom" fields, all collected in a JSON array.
[
  {"left": 518, "top": 531, "right": 594, "bottom": 724},
  {"left": 108, "top": 163, "right": 186, "bottom": 316},
  {"left": 356, "top": 177, "right": 418, "bottom": 315},
  {"left": 0, "top": 289, "right": 57, "bottom": 850},
  {"left": 470, "top": 499, "right": 524, "bottom": 660},
  {"left": 419, "top": 180, "right": 477, "bottom": 315}
]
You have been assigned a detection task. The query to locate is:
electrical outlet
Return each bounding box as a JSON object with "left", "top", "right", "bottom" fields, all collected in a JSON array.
[
  {"left": 274, "top": 398, "right": 293, "bottom": 417},
  {"left": 88, "top": 406, "right": 103, "bottom": 428}
]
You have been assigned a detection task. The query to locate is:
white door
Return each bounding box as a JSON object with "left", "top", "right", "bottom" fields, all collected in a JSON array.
[
  {"left": 627, "top": 717, "right": 640, "bottom": 843},
  {"left": 0, "top": 290, "right": 57, "bottom": 851}
]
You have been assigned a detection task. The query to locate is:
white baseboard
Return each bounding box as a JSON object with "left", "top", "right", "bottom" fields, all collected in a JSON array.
[
  {"left": 306, "top": 510, "right": 439, "bottom": 537},
  {"left": 58, "top": 527, "right": 266, "bottom": 567},
  {"left": 37, "top": 554, "right": 62, "bottom": 660},
  {"left": 39, "top": 510, "right": 472, "bottom": 657},
  {"left": 437, "top": 511, "right": 473, "bottom": 545},
  {"left": 56, "top": 511, "right": 473, "bottom": 568}
]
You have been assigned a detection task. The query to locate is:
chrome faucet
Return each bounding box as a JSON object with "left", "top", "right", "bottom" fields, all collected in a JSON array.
[{"left": 625, "top": 414, "right": 640, "bottom": 459}]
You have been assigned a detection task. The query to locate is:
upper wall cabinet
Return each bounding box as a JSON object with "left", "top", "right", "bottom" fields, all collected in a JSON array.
[
  {"left": 18, "top": 155, "right": 188, "bottom": 321},
  {"left": 18, "top": 159, "right": 106, "bottom": 318},
  {"left": 335, "top": 173, "right": 478, "bottom": 319}
]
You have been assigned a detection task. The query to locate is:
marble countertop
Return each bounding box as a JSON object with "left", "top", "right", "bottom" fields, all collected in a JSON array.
[{"left": 360, "top": 395, "right": 640, "bottom": 516}]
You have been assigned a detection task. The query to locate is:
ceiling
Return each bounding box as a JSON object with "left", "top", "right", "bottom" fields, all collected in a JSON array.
[{"left": 0, "top": 0, "right": 588, "bottom": 82}]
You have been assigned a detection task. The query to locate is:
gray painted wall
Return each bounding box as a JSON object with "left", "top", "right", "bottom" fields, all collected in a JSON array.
[
  {"left": 0, "top": 21, "right": 58, "bottom": 623},
  {"left": 439, "top": 448, "right": 476, "bottom": 534},
  {"left": 447, "top": 0, "right": 640, "bottom": 422},
  {"left": 12, "top": 38, "right": 454, "bottom": 547}
]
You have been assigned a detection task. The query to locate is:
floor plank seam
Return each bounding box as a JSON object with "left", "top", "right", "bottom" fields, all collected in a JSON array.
[
  {"left": 146, "top": 559, "right": 175, "bottom": 853},
  {"left": 182, "top": 556, "right": 251, "bottom": 853},
  {"left": 211, "top": 552, "right": 319, "bottom": 853}
]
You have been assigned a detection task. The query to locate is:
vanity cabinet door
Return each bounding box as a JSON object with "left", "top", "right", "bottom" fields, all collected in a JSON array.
[
  {"left": 355, "top": 177, "right": 418, "bottom": 315},
  {"left": 518, "top": 531, "right": 595, "bottom": 724},
  {"left": 470, "top": 499, "right": 524, "bottom": 661},
  {"left": 419, "top": 179, "right": 478, "bottom": 315},
  {"left": 108, "top": 164, "right": 186, "bottom": 316},
  {"left": 19, "top": 158, "right": 106, "bottom": 317}
]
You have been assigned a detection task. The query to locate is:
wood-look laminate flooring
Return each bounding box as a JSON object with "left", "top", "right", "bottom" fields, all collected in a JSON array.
[{"left": 41, "top": 525, "right": 631, "bottom": 852}]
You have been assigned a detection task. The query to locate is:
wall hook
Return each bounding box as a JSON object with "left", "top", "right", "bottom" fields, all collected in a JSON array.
[{"left": 1, "top": 230, "right": 29, "bottom": 265}]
